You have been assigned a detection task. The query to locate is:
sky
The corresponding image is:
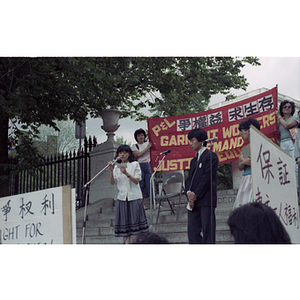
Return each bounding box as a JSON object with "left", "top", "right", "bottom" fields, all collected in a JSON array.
[
  {"left": 1, "top": 2, "right": 299, "bottom": 147},
  {"left": 86, "top": 56, "right": 300, "bottom": 145}
]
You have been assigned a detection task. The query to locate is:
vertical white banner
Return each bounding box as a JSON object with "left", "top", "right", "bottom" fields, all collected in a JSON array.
[{"left": 250, "top": 126, "right": 300, "bottom": 243}]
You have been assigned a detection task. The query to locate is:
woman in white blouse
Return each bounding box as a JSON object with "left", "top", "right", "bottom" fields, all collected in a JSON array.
[{"left": 108, "top": 145, "right": 149, "bottom": 244}]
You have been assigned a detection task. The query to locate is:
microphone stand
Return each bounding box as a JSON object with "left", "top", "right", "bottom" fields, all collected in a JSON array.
[
  {"left": 81, "top": 162, "right": 113, "bottom": 244},
  {"left": 149, "top": 152, "right": 169, "bottom": 230},
  {"left": 209, "top": 140, "right": 214, "bottom": 243},
  {"left": 208, "top": 140, "right": 217, "bottom": 243}
]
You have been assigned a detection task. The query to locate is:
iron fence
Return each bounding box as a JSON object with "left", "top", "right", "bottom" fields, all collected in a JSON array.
[{"left": 8, "top": 136, "right": 97, "bottom": 209}]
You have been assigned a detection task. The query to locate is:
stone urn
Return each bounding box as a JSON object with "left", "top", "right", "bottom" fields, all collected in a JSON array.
[{"left": 99, "top": 109, "right": 122, "bottom": 141}]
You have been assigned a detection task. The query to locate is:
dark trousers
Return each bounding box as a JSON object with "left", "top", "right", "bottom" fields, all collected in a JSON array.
[{"left": 188, "top": 206, "right": 216, "bottom": 244}]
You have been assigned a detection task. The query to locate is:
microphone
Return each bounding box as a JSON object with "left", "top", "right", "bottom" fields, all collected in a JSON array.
[
  {"left": 158, "top": 149, "right": 171, "bottom": 156},
  {"left": 111, "top": 156, "right": 121, "bottom": 164},
  {"left": 205, "top": 136, "right": 219, "bottom": 142}
]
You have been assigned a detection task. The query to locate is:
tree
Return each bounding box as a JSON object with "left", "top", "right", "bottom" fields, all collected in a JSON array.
[
  {"left": 148, "top": 57, "right": 260, "bottom": 117},
  {"left": 115, "top": 136, "right": 132, "bottom": 147},
  {"left": 0, "top": 57, "right": 260, "bottom": 197},
  {"left": 34, "top": 120, "right": 79, "bottom": 154},
  {"left": 217, "top": 163, "right": 233, "bottom": 190}
]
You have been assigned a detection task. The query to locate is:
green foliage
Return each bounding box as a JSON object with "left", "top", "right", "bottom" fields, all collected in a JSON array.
[
  {"left": 115, "top": 136, "right": 131, "bottom": 147},
  {"left": 34, "top": 120, "right": 79, "bottom": 153},
  {"left": 148, "top": 57, "right": 260, "bottom": 117},
  {"left": 11, "top": 132, "right": 44, "bottom": 175},
  {"left": 0, "top": 56, "right": 259, "bottom": 196},
  {"left": 217, "top": 163, "right": 233, "bottom": 190}
]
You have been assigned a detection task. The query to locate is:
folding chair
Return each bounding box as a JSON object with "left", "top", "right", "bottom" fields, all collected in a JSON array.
[{"left": 155, "top": 172, "right": 186, "bottom": 224}]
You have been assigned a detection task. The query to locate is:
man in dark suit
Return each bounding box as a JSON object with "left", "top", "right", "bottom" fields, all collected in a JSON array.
[{"left": 186, "top": 128, "right": 219, "bottom": 243}]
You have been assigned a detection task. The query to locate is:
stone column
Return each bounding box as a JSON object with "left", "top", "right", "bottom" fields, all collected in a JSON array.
[{"left": 89, "top": 109, "right": 122, "bottom": 204}]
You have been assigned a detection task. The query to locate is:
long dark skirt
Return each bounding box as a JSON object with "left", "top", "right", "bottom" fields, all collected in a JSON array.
[{"left": 115, "top": 198, "right": 149, "bottom": 237}]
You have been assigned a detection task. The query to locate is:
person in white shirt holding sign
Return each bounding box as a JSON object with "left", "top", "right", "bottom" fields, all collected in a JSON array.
[{"left": 108, "top": 145, "right": 149, "bottom": 244}]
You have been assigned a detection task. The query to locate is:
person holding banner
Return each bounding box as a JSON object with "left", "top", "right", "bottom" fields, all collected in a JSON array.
[
  {"left": 131, "top": 128, "right": 158, "bottom": 208},
  {"left": 276, "top": 100, "right": 299, "bottom": 186},
  {"left": 108, "top": 145, "right": 149, "bottom": 244},
  {"left": 227, "top": 202, "right": 291, "bottom": 244},
  {"left": 233, "top": 117, "right": 261, "bottom": 209},
  {"left": 186, "top": 128, "right": 218, "bottom": 244}
]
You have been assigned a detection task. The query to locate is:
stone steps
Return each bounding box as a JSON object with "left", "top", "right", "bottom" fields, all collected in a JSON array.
[
  {"left": 78, "top": 204, "right": 233, "bottom": 223},
  {"left": 77, "top": 227, "right": 233, "bottom": 244},
  {"left": 76, "top": 212, "right": 232, "bottom": 233},
  {"left": 76, "top": 219, "right": 231, "bottom": 238},
  {"left": 76, "top": 189, "right": 237, "bottom": 244}
]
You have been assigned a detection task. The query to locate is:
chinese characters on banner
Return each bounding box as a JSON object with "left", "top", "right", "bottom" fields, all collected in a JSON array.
[
  {"left": 0, "top": 186, "right": 76, "bottom": 244},
  {"left": 250, "top": 126, "right": 300, "bottom": 243},
  {"left": 147, "top": 86, "right": 278, "bottom": 172}
]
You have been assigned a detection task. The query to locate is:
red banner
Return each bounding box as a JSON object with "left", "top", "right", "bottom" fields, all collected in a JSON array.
[{"left": 147, "top": 86, "right": 278, "bottom": 171}]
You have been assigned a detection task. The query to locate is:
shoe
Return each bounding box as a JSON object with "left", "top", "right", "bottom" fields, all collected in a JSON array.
[{"left": 144, "top": 205, "right": 149, "bottom": 210}]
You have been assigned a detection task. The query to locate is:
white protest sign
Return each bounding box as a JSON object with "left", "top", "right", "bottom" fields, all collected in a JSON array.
[
  {"left": 250, "top": 126, "right": 300, "bottom": 243},
  {"left": 0, "top": 185, "right": 76, "bottom": 244}
]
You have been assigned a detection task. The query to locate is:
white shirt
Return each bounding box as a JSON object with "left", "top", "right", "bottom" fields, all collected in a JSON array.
[
  {"left": 196, "top": 147, "right": 207, "bottom": 160},
  {"left": 113, "top": 161, "right": 143, "bottom": 201},
  {"left": 131, "top": 142, "right": 150, "bottom": 163}
]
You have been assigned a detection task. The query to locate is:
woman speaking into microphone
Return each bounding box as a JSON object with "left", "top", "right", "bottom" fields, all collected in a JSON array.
[{"left": 108, "top": 145, "right": 149, "bottom": 244}]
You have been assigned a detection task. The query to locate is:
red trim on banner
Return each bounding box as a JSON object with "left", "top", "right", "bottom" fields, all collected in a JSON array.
[{"left": 147, "top": 86, "right": 278, "bottom": 172}]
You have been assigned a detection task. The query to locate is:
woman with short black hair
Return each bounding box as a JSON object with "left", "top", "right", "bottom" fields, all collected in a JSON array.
[
  {"left": 131, "top": 128, "right": 158, "bottom": 208},
  {"left": 275, "top": 100, "right": 299, "bottom": 186},
  {"left": 108, "top": 144, "right": 149, "bottom": 244},
  {"left": 233, "top": 117, "right": 261, "bottom": 209},
  {"left": 228, "top": 202, "right": 291, "bottom": 243}
]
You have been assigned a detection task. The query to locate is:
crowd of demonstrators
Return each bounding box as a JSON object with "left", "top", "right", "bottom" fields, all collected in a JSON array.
[
  {"left": 105, "top": 103, "right": 298, "bottom": 244},
  {"left": 228, "top": 112, "right": 297, "bottom": 243},
  {"left": 275, "top": 100, "right": 299, "bottom": 186},
  {"left": 175, "top": 119, "right": 294, "bottom": 244},
  {"left": 131, "top": 128, "right": 159, "bottom": 209},
  {"left": 228, "top": 202, "right": 291, "bottom": 244},
  {"left": 233, "top": 117, "right": 261, "bottom": 209}
]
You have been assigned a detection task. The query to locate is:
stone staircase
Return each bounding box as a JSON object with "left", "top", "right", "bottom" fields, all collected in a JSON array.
[{"left": 76, "top": 189, "right": 237, "bottom": 244}]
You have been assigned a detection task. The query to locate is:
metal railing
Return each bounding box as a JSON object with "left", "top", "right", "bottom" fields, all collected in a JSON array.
[{"left": 8, "top": 136, "right": 97, "bottom": 209}]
